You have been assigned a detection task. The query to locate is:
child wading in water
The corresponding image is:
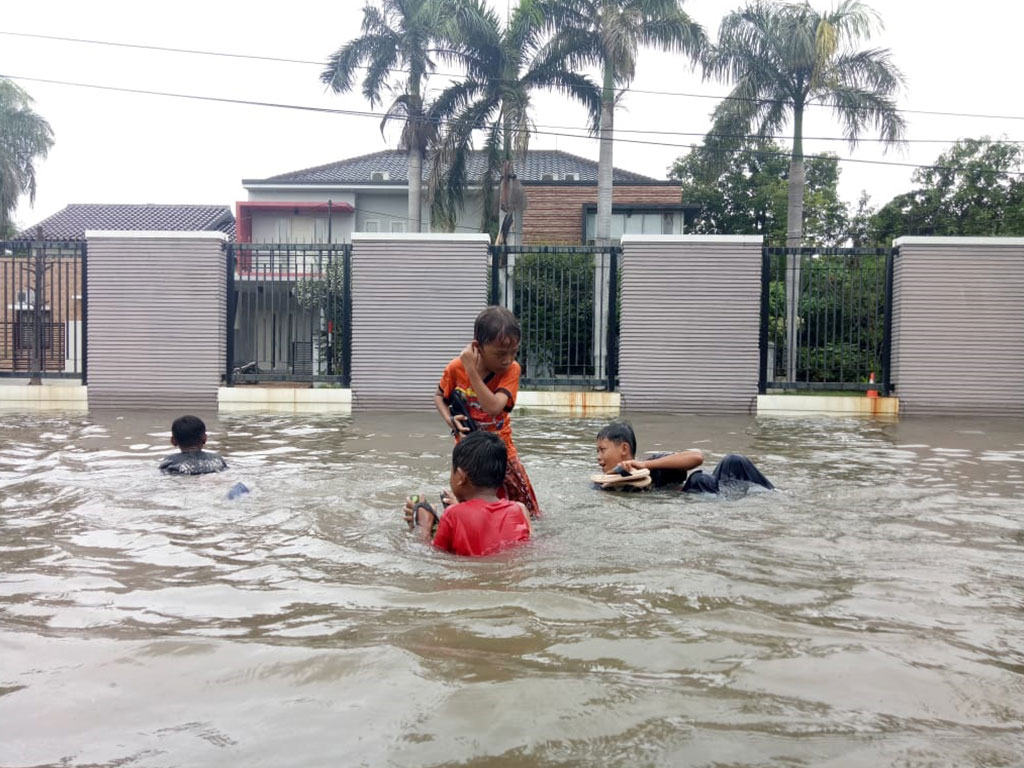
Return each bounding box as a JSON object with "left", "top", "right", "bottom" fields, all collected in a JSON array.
[{"left": 435, "top": 306, "right": 540, "bottom": 517}]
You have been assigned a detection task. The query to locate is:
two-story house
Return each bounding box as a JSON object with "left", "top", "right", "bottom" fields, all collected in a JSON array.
[{"left": 237, "top": 149, "right": 696, "bottom": 244}]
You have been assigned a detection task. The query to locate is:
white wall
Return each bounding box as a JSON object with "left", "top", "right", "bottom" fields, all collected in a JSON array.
[
  {"left": 246, "top": 189, "right": 356, "bottom": 205},
  {"left": 250, "top": 212, "right": 354, "bottom": 243},
  {"left": 354, "top": 192, "right": 411, "bottom": 233}
]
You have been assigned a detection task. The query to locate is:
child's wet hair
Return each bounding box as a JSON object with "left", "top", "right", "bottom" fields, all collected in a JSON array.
[
  {"left": 597, "top": 421, "right": 637, "bottom": 456},
  {"left": 452, "top": 431, "right": 508, "bottom": 488},
  {"left": 172, "top": 415, "right": 206, "bottom": 448},
  {"left": 474, "top": 306, "right": 521, "bottom": 346}
]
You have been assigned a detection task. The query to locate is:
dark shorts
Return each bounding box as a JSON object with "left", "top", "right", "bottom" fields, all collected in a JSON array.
[{"left": 683, "top": 454, "right": 774, "bottom": 495}]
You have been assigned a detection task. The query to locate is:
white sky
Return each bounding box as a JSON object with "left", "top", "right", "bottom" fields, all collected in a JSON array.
[{"left": 3, "top": 0, "right": 1021, "bottom": 231}]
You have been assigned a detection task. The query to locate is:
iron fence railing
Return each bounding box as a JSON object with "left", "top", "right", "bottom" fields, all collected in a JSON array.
[
  {"left": 226, "top": 243, "right": 351, "bottom": 385},
  {"left": 0, "top": 239, "right": 86, "bottom": 380},
  {"left": 489, "top": 245, "right": 620, "bottom": 390},
  {"left": 760, "top": 247, "right": 894, "bottom": 394}
]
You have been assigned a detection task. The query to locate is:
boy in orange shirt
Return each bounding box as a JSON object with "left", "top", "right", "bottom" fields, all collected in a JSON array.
[{"left": 434, "top": 306, "right": 540, "bottom": 517}]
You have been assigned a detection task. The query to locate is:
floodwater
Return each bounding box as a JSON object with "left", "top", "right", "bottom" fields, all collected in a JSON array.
[{"left": 1, "top": 409, "right": 1023, "bottom": 767}]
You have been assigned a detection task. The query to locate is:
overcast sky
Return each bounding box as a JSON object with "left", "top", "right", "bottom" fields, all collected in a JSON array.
[{"left": 3, "top": 0, "right": 1021, "bottom": 231}]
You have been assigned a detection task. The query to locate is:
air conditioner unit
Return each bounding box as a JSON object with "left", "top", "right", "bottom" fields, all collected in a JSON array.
[
  {"left": 563, "top": 173, "right": 576, "bottom": 182},
  {"left": 370, "top": 171, "right": 389, "bottom": 182}
]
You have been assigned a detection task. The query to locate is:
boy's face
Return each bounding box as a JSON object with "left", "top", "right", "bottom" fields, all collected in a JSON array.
[
  {"left": 477, "top": 336, "right": 519, "bottom": 375},
  {"left": 596, "top": 437, "right": 632, "bottom": 473}
]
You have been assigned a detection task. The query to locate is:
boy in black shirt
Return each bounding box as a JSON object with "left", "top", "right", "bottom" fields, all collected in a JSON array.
[
  {"left": 159, "top": 415, "right": 227, "bottom": 475},
  {"left": 594, "top": 421, "right": 773, "bottom": 493}
]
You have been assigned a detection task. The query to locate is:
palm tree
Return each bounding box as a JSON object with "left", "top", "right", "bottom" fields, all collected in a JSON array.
[
  {"left": 0, "top": 79, "right": 54, "bottom": 236},
  {"left": 543, "top": 0, "right": 706, "bottom": 244},
  {"left": 322, "top": 0, "right": 454, "bottom": 234},
  {"left": 427, "top": 0, "right": 602, "bottom": 237},
  {"left": 703, "top": 0, "right": 905, "bottom": 381}
]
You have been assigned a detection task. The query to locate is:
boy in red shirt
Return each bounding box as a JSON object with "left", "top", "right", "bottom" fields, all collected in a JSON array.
[
  {"left": 404, "top": 431, "right": 531, "bottom": 557},
  {"left": 434, "top": 306, "right": 540, "bottom": 517}
]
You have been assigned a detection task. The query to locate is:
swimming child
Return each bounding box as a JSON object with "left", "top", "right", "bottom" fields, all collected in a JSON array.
[
  {"left": 404, "top": 431, "right": 531, "bottom": 557},
  {"left": 434, "top": 306, "right": 540, "bottom": 516},
  {"left": 159, "top": 415, "right": 228, "bottom": 475},
  {"left": 594, "top": 421, "right": 773, "bottom": 494}
]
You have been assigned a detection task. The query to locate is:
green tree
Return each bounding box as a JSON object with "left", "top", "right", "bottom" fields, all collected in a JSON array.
[
  {"left": 428, "top": 0, "right": 601, "bottom": 237},
  {"left": 0, "top": 79, "right": 54, "bottom": 236},
  {"left": 868, "top": 137, "right": 1024, "bottom": 243},
  {"left": 544, "top": 0, "right": 705, "bottom": 244},
  {"left": 322, "top": 0, "right": 458, "bottom": 234},
  {"left": 703, "top": 0, "right": 905, "bottom": 380},
  {"left": 670, "top": 139, "right": 848, "bottom": 246}
]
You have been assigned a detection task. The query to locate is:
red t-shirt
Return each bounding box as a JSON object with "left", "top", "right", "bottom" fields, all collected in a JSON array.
[
  {"left": 432, "top": 498, "right": 531, "bottom": 557},
  {"left": 438, "top": 358, "right": 520, "bottom": 459}
]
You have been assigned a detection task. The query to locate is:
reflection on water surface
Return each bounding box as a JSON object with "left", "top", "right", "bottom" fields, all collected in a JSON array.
[{"left": 1, "top": 410, "right": 1023, "bottom": 766}]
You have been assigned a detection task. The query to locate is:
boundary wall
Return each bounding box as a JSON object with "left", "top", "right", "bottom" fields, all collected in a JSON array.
[
  {"left": 85, "top": 231, "right": 226, "bottom": 409},
  {"left": 349, "top": 233, "right": 489, "bottom": 410},
  {"left": 891, "top": 237, "right": 1024, "bottom": 416},
  {"left": 618, "top": 235, "right": 763, "bottom": 412}
]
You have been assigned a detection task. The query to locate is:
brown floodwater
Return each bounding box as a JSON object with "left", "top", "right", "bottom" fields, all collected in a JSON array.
[{"left": 1, "top": 409, "right": 1023, "bottom": 767}]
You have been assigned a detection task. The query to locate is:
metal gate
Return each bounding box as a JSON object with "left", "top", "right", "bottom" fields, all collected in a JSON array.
[
  {"left": 226, "top": 243, "right": 351, "bottom": 385},
  {"left": 489, "top": 245, "right": 620, "bottom": 390},
  {"left": 760, "top": 247, "right": 894, "bottom": 394}
]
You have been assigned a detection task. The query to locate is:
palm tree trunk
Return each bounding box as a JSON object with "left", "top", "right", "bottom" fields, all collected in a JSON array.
[
  {"left": 784, "top": 106, "right": 806, "bottom": 383},
  {"left": 596, "top": 64, "right": 615, "bottom": 245},
  {"left": 408, "top": 149, "right": 423, "bottom": 233}
]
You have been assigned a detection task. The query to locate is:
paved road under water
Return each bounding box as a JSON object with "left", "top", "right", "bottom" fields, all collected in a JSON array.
[{"left": 1, "top": 410, "right": 1022, "bottom": 766}]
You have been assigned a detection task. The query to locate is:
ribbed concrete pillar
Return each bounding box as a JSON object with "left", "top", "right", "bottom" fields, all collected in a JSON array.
[
  {"left": 85, "top": 231, "right": 227, "bottom": 409},
  {"left": 618, "top": 235, "right": 763, "bottom": 412},
  {"left": 350, "top": 233, "right": 490, "bottom": 410},
  {"left": 892, "top": 237, "right": 1024, "bottom": 415}
]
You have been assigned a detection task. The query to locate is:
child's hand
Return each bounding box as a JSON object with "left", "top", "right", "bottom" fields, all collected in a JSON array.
[
  {"left": 451, "top": 414, "right": 471, "bottom": 434},
  {"left": 403, "top": 495, "right": 419, "bottom": 530},
  {"left": 440, "top": 489, "right": 454, "bottom": 509},
  {"left": 618, "top": 459, "right": 647, "bottom": 473},
  {"left": 460, "top": 342, "right": 481, "bottom": 372}
]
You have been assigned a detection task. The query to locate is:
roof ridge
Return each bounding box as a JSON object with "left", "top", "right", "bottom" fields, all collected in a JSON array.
[{"left": 263, "top": 149, "right": 403, "bottom": 181}]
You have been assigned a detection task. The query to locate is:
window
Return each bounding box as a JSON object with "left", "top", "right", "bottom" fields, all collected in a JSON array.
[
  {"left": 363, "top": 219, "right": 381, "bottom": 233},
  {"left": 390, "top": 220, "right": 406, "bottom": 233},
  {"left": 541, "top": 173, "right": 555, "bottom": 181},
  {"left": 370, "top": 171, "right": 389, "bottom": 182},
  {"left": 563, "top": 173, "right": 577, "bottom": 182}
]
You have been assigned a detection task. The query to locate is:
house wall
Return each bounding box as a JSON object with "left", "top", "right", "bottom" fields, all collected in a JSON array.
[
  {"left": 247, "top": 189, "right": 356, "bottom": 205},
  {"left": 522, "top": 185, "right": 681, "bottom": 244},
  {"left": 250, "top": 211, "right": 355, "bottom": 243},
  {"left": 891, "top": 236, "right": 1024, "bottom": 415},
  {"left": 354, "top": 192, "right": 416, "bottom": 233},
  {"left": 618, "top": 235, "right": 763, "bottom": 412}
]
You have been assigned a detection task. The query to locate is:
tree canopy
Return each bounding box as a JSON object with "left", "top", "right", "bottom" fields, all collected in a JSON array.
[
  {"left": 670, "top": 140, "right": 847, "bottom": 247},
  {"left": 866, "top": 138, "right": 1024, "bottom": 244},
  {"left": 0, "top": 79, "right": 54, "bottom": 236}
]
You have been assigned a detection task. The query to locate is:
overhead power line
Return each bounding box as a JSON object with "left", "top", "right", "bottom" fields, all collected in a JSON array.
[
  {"left": 3, "top": 72, "right": 1023, "bottom": 179},
  {"left": 4, "top": 29, "right": 1024, "bottom": 123}
]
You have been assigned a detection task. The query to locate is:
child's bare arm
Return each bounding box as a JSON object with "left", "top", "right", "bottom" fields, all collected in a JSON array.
[
  {"left": 620, "top": 450, "right": 704, "bottom": 473},
  {"left": 460, "top": 344, "right": 510, "bottom": 417}
]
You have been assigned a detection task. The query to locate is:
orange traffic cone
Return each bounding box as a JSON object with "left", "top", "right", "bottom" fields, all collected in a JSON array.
[{"left": 866, "top": 371, "right": 879, "bottom": 398}]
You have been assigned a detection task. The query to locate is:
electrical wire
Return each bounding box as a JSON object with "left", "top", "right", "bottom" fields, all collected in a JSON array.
[
  {"left": 4, "top": 72, "right": 1022, "bottom": 179},
  {"left": 4, "top": 28, "right": 1024, "bottom": 123}
]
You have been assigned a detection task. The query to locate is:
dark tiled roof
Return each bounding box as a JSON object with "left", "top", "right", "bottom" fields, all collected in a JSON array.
[
  {"left": 19, "top": 204, "right": 236, "bottom": 240},
  {"left": 247, "top": 150, "right": 668, "bottom": 185}
]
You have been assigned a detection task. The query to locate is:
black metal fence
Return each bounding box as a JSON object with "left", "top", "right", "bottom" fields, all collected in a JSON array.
[
  {"left": 760, "top": 247, "right": 894, "bottom": 393},
  {"left": 489, "top": 245, "right": 620, "bottom": 390},
  {"left": 226, "top": 243, "right": 351, "bottom": 385},
  {"left": 0, "top": 239, "right": 86, "bottom": 379}
]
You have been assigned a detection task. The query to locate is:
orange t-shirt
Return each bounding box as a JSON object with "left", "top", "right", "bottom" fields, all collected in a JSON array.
[{"left": 438, "top": 358, "right": 520, "bottom": 459}]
